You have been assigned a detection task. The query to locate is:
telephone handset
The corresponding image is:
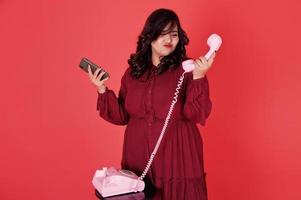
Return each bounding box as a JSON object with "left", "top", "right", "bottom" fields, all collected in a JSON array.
[
  {"left": 182, "top": 33, "right": 222, "bottom": 72},
  {"left": 92, "top": 33, "right": 222, "bottom": 198}
]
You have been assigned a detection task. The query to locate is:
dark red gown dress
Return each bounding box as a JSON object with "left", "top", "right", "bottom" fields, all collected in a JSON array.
[{"left": 97, "top": 64, "right": 212, "bottom": 199}]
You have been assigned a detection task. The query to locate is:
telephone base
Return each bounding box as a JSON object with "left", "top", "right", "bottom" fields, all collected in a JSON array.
[{"left": 92, "top": 167, "right": 145, "bottom": 198}]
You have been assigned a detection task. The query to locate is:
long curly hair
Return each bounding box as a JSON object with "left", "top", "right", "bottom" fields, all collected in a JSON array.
[{"left": 128, "top": 8, "right": 189, "bottom": 79}]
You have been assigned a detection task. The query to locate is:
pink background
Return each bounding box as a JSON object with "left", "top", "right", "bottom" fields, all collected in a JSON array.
[{"left": 1, "top": 0, "right": 300, "bottom": 199}]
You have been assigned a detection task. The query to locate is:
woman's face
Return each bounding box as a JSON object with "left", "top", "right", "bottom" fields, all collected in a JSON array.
[{"left": 151, "top": 23, "right": 179, "bottom": 58}]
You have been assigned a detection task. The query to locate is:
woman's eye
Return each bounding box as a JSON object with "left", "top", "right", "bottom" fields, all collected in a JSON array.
[{"left": 159, "top": 33, "right": 178, "bottom": 37}]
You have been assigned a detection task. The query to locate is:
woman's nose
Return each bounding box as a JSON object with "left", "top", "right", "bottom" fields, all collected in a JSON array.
[{"left": 164, "top": 34, "right": 172, "bottom": 43}]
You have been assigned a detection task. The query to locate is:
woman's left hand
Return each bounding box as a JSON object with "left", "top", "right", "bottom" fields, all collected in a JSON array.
[{"left": 193, "top": 52, "right": 216, "bottom": 79}]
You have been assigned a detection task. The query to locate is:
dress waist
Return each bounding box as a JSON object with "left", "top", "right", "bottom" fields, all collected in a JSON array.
[{"left": 130, "top": 115, "right": 186, "bottom": 123}]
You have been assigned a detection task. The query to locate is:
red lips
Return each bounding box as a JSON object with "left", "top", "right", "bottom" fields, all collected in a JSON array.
[{"left": 163, "top": 44, "right": 173, "bottom": 48}]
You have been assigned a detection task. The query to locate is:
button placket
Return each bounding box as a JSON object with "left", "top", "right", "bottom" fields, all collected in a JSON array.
[{"left": 145, "top": 69, "right": 156, "bottom": 126}]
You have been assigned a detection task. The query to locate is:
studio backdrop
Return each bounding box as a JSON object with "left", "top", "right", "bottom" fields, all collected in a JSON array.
[{"left": 0, "top": 0, "right": 300, "bottom": 199}]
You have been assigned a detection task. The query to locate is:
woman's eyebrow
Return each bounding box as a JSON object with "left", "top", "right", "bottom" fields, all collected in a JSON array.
[{"left": 161, "top": 30, "right": 179, "bottom": 34}]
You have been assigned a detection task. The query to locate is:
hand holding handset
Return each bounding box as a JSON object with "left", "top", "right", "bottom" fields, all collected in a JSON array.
[
  {"left": 182, "top": 33, "right": 222, "bottom": 72},
  {"left": 79, "top": 57, "right": 110, "bottom": 81},
  {"left": 88, "top": 33, "right": 222, "bottom": 198}
]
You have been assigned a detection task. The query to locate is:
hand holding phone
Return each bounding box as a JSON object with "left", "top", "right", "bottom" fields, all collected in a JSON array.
[
  {"left": 79, "top": 57, "right": 110, "bottom": 93},
  {"left": 182, "top": 33, "right": 222, "bottom": 73},
  {"left": 79, "top": 57, "right": 110, "bottom": 80}
]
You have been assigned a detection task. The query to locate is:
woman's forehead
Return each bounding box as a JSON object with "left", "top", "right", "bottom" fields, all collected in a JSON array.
[{"left": 162, "top": 22, "right": 178, "bottom": 33}]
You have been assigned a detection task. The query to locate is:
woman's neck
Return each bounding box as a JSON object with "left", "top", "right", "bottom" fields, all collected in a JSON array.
[{"left": 152, "top": 53, "right": 161, "bottom": 67}]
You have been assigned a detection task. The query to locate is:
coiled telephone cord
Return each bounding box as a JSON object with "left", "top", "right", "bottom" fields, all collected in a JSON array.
[{"left": 139, "top": 71, "right": 186, "bottom": 180}]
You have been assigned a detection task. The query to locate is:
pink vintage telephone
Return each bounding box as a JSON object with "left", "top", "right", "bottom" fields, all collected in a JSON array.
[
  {"left": 92, "top": 33, "right": 222, "bottom": 198},
  {"left": 182, "top": 33, "right": 222, "bottom": 72},
  {"left": 92, "top": 167, "right": 145, "bottom": 198}
]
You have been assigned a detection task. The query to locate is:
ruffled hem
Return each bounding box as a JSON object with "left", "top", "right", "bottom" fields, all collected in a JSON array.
[{"left": 145, "top": 175, "right": 208, "bottom": 200}]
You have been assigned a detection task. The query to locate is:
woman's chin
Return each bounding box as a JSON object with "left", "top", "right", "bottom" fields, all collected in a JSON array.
[{"left": 160, "top": 51, "right": 173, "bottom": 57}]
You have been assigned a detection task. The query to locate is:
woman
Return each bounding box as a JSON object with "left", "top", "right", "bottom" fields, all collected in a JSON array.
[{"left": 88, "top": 8, "right": 216, "bottom": 199}]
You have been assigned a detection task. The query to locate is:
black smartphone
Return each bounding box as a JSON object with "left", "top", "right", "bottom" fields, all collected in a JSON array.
[{"left": 79, "top": 57, "right": 110, "bottom": 81}]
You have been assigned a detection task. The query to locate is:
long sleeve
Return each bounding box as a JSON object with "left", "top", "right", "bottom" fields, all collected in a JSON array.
[
  {"left": 183, "top": 75, "right": 212, "bottom": 125},
  {"left": 96, "top": 72, "right": 129, "bottom": 125}
]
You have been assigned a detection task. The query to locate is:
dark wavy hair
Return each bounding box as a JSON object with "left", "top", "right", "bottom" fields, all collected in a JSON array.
[{"left": 128, "top": 8, "right": 189, "bottom": 79}]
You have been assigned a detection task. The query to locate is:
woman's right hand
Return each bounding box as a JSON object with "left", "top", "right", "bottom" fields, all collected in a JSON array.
[{"left": 88, "top": 65, "right": 109, "bottom": 94}]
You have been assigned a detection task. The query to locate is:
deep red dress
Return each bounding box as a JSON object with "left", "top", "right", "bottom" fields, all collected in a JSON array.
[{"left": 97, "top": 64, "right": 212, "bottom": 199}]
